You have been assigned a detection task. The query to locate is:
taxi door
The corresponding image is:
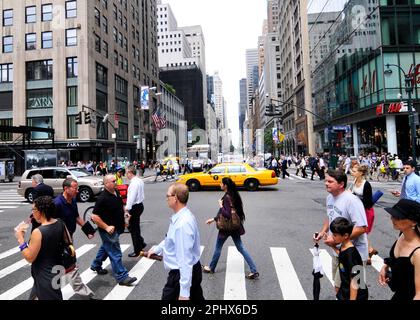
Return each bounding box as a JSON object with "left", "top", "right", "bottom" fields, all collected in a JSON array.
[
  {"left": 206, "top": 166, "right": 227, "bottom": 187},
  {"left": 227, "top": 165, "right": 247, "bottom": 186}
]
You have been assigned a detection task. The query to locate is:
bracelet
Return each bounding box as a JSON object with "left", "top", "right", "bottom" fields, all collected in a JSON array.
[{"left": 19, "top": 242, "right": 28, "bottom": 251}]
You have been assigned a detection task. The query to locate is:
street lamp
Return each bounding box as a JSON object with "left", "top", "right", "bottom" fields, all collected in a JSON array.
[
  {"left": 103, "top": 113, "right": 118, "bottom": 164},
  {"left": 385, "top": 63, "right": 417, "bottom": 164}
]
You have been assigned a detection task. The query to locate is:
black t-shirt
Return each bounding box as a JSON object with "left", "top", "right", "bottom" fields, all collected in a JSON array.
[
  {"left": 93, "top": 189, "right": 125, "bottom": 233},
  {"left": 337, "top": 246, "right": 369, "bottom": 300}
]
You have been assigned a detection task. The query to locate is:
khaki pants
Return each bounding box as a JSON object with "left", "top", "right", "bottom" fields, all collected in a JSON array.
[{"left": 63, "top": 267, "right": 94, "bottom": 298}]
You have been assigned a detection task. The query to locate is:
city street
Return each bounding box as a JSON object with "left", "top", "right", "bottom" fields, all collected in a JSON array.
[{"left": 0, "top": 172, "right": 402, "bottom": 300}]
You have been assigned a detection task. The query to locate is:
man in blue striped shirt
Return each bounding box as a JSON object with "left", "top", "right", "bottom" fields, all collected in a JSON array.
[
  {"left": 148, "top": 183, "right": 204, "bottom": 301},
  {"left": 392, "top": 160, "right": 420, "bottom": 203}
]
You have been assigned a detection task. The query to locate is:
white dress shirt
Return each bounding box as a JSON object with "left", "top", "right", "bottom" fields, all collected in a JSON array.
[
  {"left": 154, "top": 206, "right": 201, "bottom": 298},
  {"left": 125, "top": 176, "right": 145, "bottom": 211}
]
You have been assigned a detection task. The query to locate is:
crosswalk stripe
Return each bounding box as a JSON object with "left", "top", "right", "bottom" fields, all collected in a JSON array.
[
  {"left": 0, "top": 247, "right": 19, "bottom": 260},
  {"left": 319, "top": 249, "right": 334, "bottom": 286},
  {"left": 370, "top": 255, "right": 385, "bottom": 273},
  {"left": 0, "top": 203, "right": 28, "bottom": 205},
  {"left": 224, "top": 246, "right": 246, "bottom": 300},
  {"left": 0, "top": 210, "right": 4, "bottom": 213},
  {"left": 0, "top": 244, "right": 96, "bottom": 300},
  {"left": 271, "top": 247, "right": 307, "bottom": 300},
  {"left": 62, "top": 244, "right": 130, "bottom": 300},
  {"left": 289, "top": 174, "right": 306, "bottom": 181},
  {"left": 0, "top": 258, "right": 29, "bottom": 280},
  {"left": 0, "top": 206, "right": 18, "bottom": 209}
]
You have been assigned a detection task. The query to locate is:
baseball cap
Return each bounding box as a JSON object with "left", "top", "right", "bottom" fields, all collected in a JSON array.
[{"left": 384, "top": 199, "right": 420, "bottom": 223}]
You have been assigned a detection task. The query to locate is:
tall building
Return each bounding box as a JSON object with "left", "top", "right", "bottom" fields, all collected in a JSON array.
[
  {"left": 212, "top": 72, "right": 225, "bottom": 129},
  {"left": 156, "top": 1, "right": 207, "bottom": 132},
  {"left": 278, "top": 0, "right": 314, "bottom": 155},
  {"left": 312, "top": 0, "right": 420, "bottom": 161},
  {"left": 267, "top": 0, "right": 280, "bottom": 33},
  {"left": 308, "top": 11, "right": 339, "bottom": 72},
  {"left": 246, "top": 49, "right": 259, "bottom": 108},
  {"left": 0, "top": 0, "right": 159, "bottom": 165},
  {"left": 239, "top": 78, "right": 247, "bottom": 135}
]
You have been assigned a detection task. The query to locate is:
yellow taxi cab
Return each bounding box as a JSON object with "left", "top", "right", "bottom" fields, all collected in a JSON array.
[{"left": 176, "top": 163, "right": 278, "bottom": 191}]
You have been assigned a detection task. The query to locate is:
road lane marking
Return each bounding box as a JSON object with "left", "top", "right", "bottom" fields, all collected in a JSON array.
[
  {"left": 271, "top": 247, "right": 307, "bottom": 300},
  {"left": 0, "top": 247, "right": 19, "bottom": 260},
  {"left": 0, "top": 203, "right": 28, "bottom": 205},
  {"left": 224, "top": 246, "right": 246, "bottom": 300},
  {"left": 318, "top": 249, "right": 334, "bottom": 286},
  {"left": 0, "top": 206, "right": 18, "bottom": 209},
  {"left": 289, "top": 174, "right": 306, "bottom": 181},
  {"left": 0, "top": 244, "right": 96, "bottom": 300},
  {"left": 62, "top": 244, "right": 129, "bottom": 300}
]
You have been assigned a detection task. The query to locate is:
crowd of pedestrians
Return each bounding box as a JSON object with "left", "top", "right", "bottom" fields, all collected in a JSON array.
[{"left": 12, "top": 151, "right": 420, "bottom": 301}]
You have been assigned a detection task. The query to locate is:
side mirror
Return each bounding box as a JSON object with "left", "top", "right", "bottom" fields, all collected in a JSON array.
[{"left": 208, "top": 171, "right": 212, "bottom": 175}]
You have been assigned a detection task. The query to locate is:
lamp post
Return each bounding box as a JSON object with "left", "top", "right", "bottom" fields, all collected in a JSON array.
[{"left": 385, "top": 63, "right": 417, "bottom": 164}]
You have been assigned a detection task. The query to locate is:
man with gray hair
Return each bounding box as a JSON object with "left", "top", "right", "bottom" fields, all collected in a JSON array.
[{"left": 30, "top": 174, "right": 54, "bottom": 231}]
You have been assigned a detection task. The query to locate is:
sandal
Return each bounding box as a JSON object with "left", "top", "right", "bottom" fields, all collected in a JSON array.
[
  {"left": 202, "top": 265, "right": 214, "bottom": 274},
  {"left": 245, "top": 272, "right": 259, "bottom": 279}
]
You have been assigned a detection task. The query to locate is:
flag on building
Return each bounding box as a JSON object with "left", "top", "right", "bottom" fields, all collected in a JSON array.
[{"left": 152, "top": 110, "right": 167, "bottom": 130}]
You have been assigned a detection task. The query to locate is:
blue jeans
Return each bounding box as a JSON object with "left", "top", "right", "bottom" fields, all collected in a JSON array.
[
  {"left": 91, "top": 229, "right": 129, "bottom": 283},
  {"left": 209, "top": 234, "right": 257, "bottom": 273}
]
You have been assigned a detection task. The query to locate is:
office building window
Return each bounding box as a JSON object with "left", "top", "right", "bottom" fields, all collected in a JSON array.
[
  {"left": 42, "top": 31, "right": 53, "bottom": 49},
  {"left": 26, "top": 6, "right": 36, "bottom": 23},
  {"left": 66, "top": 1, "right": 77, "bottom": 18},
  {"left": 25, "top": 33, "right": 37, "bottom": 50},
  {"left": 3, "top": 9, "right": 13, "bottom": 26},
  {"left": 0, "top": 92, "right": 12, "bottom": 111},
  {"left": 117, "top": 122, "right": 128, "bottom": 141},
  {"left": 95, "top": 8, "right": 100, "bottom": 27},
  {"left": 66, "top": 28, "right": 77, "bottom": 46},
  {"left": 102, "top": 16, "right": 108, "bottom": 33},
  {"left": 0, "top": 118, "right": 12, "bottom": 141},
  {"left": 115, "top": 75, "right": 128, "bottom": 96},
  {"left": 0, "top": 64, "right": 13, "bottom": 83},
  {"left": 96, "top": 63, "right": 107, "bottom": 85},
  {"left": 27, "top": 117, "right": 53, "bottom": 140},
  {"left": 96, "top": 89, "right": 107, "bottom": 112},
  {"left": 67, "top": 86, "right": 78, "bottom": 108},
  {"left": 67, "top": 115, "right": 78, "bottom": 138},
  {"left": 114, "top": 50, "right": 118, "bottom": 65},
  {"left": 66, "top": 57, "right": 78, "bottom": 78},
  {"left": 103, "top": 40, "right": 108, "bottom": 58},
  {"left": 27, "top": 89, "right": 53, "bottom": 109},
  {"left": 42, "top": 4, "right": 53, "bottom": 21},
  {"left": 94, "top": 33, "right": 101, "bottom": 53},
  {"left": 2, "top": 36, "right": 13, "bottom": 53},
  {"left": 27, "top": 60, "right": 53, "bottom": 80}
]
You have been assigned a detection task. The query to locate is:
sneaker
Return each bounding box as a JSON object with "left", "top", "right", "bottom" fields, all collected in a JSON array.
[
  {"left": 90, "top": 266, "right": 108, "bottom": 275},
  {"left": 245, "top": 272, "right": 259, "bottom": 279},
  {"left": 119, "top": 276, "right": 137, "bottom": 286},
  {"left": 202, "top": 265, "right": 214, "bottom": 274}
]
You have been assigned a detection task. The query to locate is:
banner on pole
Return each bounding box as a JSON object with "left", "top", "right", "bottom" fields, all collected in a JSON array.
[{"left": 140, "top": 86, "right": 149, "bottom": 110}]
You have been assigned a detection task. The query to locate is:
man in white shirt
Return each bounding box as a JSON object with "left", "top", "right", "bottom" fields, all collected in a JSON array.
[
  {"left": 125, "top": 166, "right": 146, "bottom": 257},
  {"left": 148, "top": 183, "right": 204, "bottom": 301}
]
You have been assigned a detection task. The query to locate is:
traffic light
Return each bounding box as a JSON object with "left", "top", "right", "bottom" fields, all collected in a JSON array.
[
  {"left": 84, "top": 112, "right": 91, "bottom": 124},
  {"left": 265, "top": 105, "right": 273, "bottom": 115},
  {"left": 274, "top": 105, "right": 282, "bottom": 115},
  {"left": 75, "top": 111, "right": 82, "bottom": 125}
]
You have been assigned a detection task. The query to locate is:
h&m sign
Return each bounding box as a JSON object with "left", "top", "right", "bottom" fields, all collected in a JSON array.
[{"left": 376, "top": 102, "right": 408, "bottom": 116}]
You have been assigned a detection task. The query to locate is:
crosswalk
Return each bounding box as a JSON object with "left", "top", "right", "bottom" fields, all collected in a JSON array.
[
  {"left": 0, "top": 241, "right": 387, "bottom": 300},
  {"left": 0, "top": 188, "right": 28, "bottom": 213}
]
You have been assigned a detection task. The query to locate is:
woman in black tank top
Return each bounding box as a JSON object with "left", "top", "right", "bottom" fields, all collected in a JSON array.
[
  {"left": 380, "top": 199, "right": 420, "bottom": 300},
  {"left": 14, "top": 196, "right": 63, "bottom": 300}
]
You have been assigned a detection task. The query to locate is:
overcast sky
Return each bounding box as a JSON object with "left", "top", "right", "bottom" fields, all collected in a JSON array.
[{"left": 165, "top": 0, "right": 347, "bottom": 147}]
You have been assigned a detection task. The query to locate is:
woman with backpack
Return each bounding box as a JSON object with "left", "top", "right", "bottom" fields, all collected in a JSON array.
[{"left": 202, "top": 177, "right": 259, "bottom": 279}]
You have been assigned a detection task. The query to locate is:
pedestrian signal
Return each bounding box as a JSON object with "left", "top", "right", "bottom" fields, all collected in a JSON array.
[
  {"left": 84, "top": 112, "right": 91, "bottom": 124},
  {"left": 75, "top": 111, "right": 82, "bottom": 125}
]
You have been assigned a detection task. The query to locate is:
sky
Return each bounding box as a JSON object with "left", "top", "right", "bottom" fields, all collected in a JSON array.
[{"left": 165, "top": 0, "right": 347, "bottom": 147}]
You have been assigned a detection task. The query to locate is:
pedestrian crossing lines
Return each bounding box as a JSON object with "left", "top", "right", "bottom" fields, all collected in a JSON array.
[
  {"left": 0, "top": 243, "right": 386, "bottom": 300},
  {"left": 0, "top": 189, "right": 28, "bottom": 212}
]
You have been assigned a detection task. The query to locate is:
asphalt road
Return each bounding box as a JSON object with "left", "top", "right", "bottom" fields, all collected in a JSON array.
[{"left": 0, "top": 172, "right": 403, "bottom": 300}]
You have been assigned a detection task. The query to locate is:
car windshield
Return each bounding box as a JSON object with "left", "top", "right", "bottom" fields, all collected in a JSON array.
[{"left": 68, "top": 168, "right": 92, "bottom": 177}]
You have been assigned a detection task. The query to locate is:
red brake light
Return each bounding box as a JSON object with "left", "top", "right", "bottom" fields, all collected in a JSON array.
[{"left": 271, "top": 171, "right": 276, "bottom": 178}]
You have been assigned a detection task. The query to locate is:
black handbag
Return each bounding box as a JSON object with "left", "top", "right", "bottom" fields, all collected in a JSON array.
[{"left": 60, "top": 220, "right": 76, "bottom": 273}]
